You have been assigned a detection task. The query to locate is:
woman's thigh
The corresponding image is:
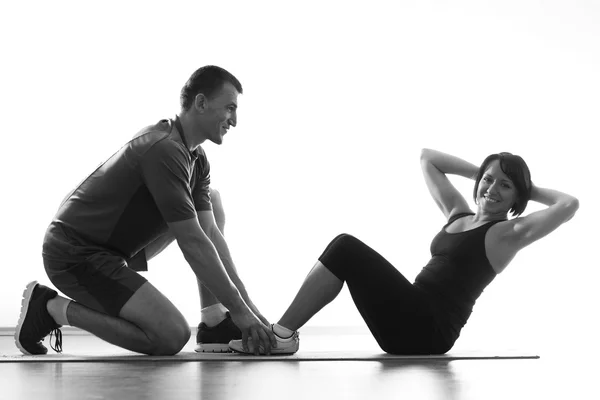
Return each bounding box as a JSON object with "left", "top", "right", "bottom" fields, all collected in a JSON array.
[
  {"left": 319, "top": 234, "right": 443, "bottom": 354},
  {"left": 347, "top": 276, "right": 442, "bottom": 354}
]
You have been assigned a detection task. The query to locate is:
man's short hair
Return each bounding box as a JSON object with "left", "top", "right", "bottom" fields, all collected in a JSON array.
[{"left": 180, "top": 65, "right": 243, "bottom": 111}]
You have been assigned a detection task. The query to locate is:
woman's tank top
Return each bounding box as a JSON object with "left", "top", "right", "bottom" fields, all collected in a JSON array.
[{"left": 414, "top": 212, "right": 506, "bottom": 329}]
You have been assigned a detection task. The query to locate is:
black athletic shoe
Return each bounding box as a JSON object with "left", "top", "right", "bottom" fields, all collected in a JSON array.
[
  {"left": 15, "top": 281, "right": 63, "bottom": 355},
  {"left": 195, "top": 312, "right": 242, "bottom": 353}
]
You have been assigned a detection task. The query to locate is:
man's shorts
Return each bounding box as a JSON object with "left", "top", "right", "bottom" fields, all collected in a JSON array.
[{"left": 44, "top": 251, "right": 148, "bottom": 317}]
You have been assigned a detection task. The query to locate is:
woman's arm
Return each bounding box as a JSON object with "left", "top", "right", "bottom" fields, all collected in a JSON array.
[
  {"left": 421, "top": 148, "right": 480, "bottom": 180},
  {"left": 420, "top": 149, "right": 478, "bottom": 219},
  {"left": 506, "top": 184, "right": 579, "bottom": 250}
]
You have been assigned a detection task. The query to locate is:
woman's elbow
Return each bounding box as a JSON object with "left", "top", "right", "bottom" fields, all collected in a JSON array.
[
  {"left": 420, "top": 148, "right": 433, "bottom": 161},
  {"left": 568, "top": 197, "right": 580, "bottom": 213},
  {"left": 563, "top": 197, "right": 580, "bottom": 222}
]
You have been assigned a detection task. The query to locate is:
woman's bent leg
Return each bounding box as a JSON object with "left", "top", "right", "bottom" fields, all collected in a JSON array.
[
  {"left": 318, "top": 234, "right": 441, "bottom": 354},
  {"left": 277, "top": 261, "right": 343, "bottom": 331}
]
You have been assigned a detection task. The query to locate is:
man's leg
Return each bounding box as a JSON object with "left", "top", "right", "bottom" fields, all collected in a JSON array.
[
  {"left": 144, "top": 188, "right": 227, "bottom": 325},
  {"left": 198, "top": 187, "right": 227, "bottom": 318},
  {"left": 17, "top": 252, "right": 190, "bottom": 356},
  {"left": 50, "top": 281, "right": 190, "bottom": 355},
  {"left": 195, "top": 188, "right": 241, "bottom": 352}
]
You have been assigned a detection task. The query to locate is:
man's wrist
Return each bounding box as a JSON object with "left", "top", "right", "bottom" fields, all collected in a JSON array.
[{"left": 222, "top": 296, "right": 249, "bottom": 315}]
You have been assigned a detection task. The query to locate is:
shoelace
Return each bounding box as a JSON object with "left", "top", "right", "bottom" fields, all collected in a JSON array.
[{"left": 48, "top": 328, "right": 63, "bottom": 353}]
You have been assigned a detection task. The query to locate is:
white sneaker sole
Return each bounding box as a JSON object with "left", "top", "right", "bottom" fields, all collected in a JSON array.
[
  {"left": 228, "top": 336, "right": 299, "bottom": 355},
  {"left": 14, "top": 281, "right": 39, "bottom": 355}
]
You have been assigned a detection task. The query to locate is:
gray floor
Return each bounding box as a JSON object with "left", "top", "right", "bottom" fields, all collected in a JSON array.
[{"left": 0, "top": 328, "right": 595, "bottom": 400}]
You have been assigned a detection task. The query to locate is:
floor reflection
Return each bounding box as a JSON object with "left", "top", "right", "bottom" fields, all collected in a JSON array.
[
  {"left": 2, "top": 333, "right": 589, "bottom": 400},
  {"left": 376, "top": 360, "right": 458, "bottom": 399}
]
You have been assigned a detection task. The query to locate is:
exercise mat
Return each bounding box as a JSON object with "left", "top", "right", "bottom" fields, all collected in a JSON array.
[{"left": 0, "top": 349, "right": 539, "bottom": 362}]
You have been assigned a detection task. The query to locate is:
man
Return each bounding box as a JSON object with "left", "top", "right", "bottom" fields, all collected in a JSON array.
[{"left": 15, "top": 65, "right": 277, "bottom": 356}]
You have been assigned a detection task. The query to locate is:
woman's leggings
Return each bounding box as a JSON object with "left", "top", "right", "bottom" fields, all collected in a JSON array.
[{"left": 318, "top": 234, "right": 453, "bottom": 355}]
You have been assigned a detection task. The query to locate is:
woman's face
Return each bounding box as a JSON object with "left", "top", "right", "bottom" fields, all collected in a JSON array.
[{"left": 476, "top": 160, "right": 518, "bottom": 216}]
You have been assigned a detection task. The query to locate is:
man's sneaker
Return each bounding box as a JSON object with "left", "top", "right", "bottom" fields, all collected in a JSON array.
[
  {"left": 228, "top": 326, "right": 299, "bottom": 355},
  {"left": 195, "top": 312, "right": 242, "bottom": 353},
  {"left": 15, "top": 281, "right": 63, "bottom": 355}
]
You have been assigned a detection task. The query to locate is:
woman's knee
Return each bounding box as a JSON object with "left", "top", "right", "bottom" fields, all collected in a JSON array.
[
  {"left": 318, "top": 234, "right": 366, "bottom": 280},
  {"left": 325, "top": 233, "right": 372, "bottom": 262},
  {"left": 327, "top": 233, "right": 362, "bottom": 253}
]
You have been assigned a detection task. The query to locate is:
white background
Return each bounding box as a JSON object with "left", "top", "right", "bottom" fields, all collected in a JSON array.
[{"left": 1, "top": 0, "right": 597, "bottom": 356}]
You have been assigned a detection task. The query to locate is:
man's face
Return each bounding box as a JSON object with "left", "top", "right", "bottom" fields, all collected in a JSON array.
[{"left": 201, "top": 82, "right": 239, "bottom": 145}]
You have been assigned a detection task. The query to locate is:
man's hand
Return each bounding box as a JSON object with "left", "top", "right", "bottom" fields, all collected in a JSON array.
[{"left": 230, "top": 309, "right": 277, "bottom": 355}]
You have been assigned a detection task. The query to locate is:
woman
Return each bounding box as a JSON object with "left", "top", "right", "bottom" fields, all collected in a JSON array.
[{"left": 230, "top": 148, "right": 579, "bottom": 355}]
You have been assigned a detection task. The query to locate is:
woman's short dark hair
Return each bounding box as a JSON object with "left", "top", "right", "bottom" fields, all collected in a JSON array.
[
  {"left": 473, "top": 152, "right": 532, "bottom": 217},
  {"left": 180, "top": 65, "right": 243, "bottom": 111}
]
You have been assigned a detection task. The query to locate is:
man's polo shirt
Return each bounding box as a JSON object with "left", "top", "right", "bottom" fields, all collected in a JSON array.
[{"left": 42, "top": 118, "right": 211, "bottom": 271}]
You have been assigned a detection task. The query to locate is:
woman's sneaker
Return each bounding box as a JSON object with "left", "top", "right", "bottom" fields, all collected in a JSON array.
[
  {"left": 195, "top": 312, "right": 242, "bottom": 353},
  {"left": 15, "top": 281, "right": 63, "bottom": 355},
  {"left": 228, "top": 326, "right": 300, "bottom": 355}
]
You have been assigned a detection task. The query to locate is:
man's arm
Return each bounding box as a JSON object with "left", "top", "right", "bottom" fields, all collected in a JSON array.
[
  {"left": 196, "top": 210, "right": 270, "bottom": 326},
  {"left": 145, "top": 232, "right": 176, "bottom": 262},
  {"left": 168, "top": 216, "right": 276, "bottom": 354}
]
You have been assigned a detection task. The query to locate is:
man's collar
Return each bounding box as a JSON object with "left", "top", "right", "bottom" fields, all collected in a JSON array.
[{"left": 173, "top": 116, "right": 199, "bottom": 159}]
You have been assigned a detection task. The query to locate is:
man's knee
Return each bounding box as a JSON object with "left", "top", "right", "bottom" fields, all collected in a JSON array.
[
  {"left": 209, "top": 188, "right": 223, "bottom": 210},
  {"left": 209, "top": 188, "right": 226, "bottom": 232},
  {"left": 120, "top": 283, "right": 191, "bottom": 355},
  {"left": 209, "top": 187, "right": 221, "bottom": 200},
  {"left": 150, "top": 323, "right": 191, "bottom": 356}
]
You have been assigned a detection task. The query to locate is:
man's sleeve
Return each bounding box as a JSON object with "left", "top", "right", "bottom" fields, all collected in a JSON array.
[
  {"left": 192, "top": 149, "right": 212, "bottom": 212},
  {"left": 139, "top": 141, "right": 198, "bottom": 222}
]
